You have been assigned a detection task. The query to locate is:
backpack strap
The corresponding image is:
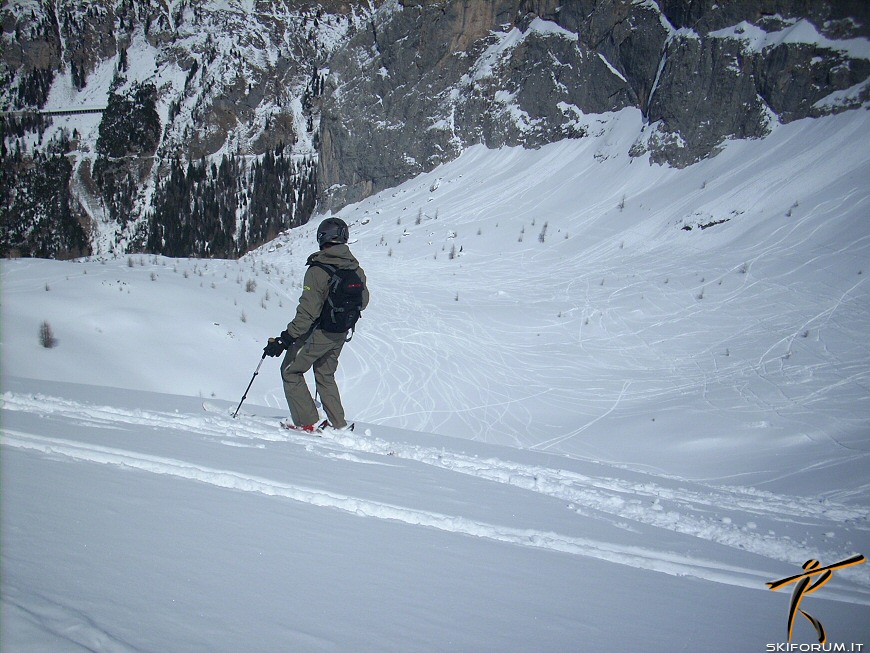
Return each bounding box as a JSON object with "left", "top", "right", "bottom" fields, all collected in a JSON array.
[
  {"left": 309, "top": 261, "right": 337, "bottom": 277},
  {"left": 309, "top": 262, "right": 343, "bottom": 302},
  {"left": 308, "top": 262, "right": 335, "bottom": 330}
]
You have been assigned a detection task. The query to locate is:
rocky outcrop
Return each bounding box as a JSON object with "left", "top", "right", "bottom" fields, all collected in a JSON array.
[
  {"left": 318, "top": 0, "right": 870, "bottom": 209},
  {"left": 1, "top": 0, "right": 370, "bottom": 257}
]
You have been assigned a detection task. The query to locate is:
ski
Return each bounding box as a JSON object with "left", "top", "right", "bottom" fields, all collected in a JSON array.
[
  {"left": 202, "top": 401, "right": 285, "bottom": 421},
  {"left": 279, "top": 420, "right": 356, "bottom": 436}
]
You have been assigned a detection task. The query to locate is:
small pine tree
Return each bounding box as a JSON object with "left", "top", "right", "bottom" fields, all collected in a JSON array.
[{"left": 39, "top": 321, "right": 57, "bottom": 348}]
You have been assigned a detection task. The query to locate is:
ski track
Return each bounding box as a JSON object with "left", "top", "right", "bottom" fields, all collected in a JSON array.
[
  {"left": 3, "top": 391, "right": 870, "bottom": 600},
  {"left": 2, "top": 585, "right": 140, "bottom": 653},
  {"left": 327, "top": 136, "right": 870, "bottom": 454},
  {"left": 358, "top": 249, "right": 869, "bottom": 451}
]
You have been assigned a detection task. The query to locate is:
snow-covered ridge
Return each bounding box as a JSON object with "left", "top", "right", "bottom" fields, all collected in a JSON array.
[{"left": 710, "top": 18, "right": 870, "bottom": 60}]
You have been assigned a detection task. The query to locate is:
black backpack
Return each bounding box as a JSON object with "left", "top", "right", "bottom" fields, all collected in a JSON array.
[{"left": 310, "top": 262, "right": 365, "bottom": 337}]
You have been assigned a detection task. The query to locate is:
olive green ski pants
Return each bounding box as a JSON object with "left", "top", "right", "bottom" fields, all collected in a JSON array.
[{"left": 281, "top": 329, "right": 348, "bottom": 428}]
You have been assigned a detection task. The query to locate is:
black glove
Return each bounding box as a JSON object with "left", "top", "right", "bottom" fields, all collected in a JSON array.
[{"left": 264, "top": 331, "right": 294, "bottom": 357}]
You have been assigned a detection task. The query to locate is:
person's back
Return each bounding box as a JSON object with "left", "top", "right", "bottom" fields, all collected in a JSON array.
[{"left": 263, "top": 218, "right": 368, "bottom": 432}]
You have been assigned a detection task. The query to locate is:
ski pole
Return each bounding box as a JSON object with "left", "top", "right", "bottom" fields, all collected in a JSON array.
[{"left": 233, "top": 351, "right": 267, "bottom": 418}]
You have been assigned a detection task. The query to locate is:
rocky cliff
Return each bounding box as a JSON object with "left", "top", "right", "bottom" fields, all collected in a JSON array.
[
  {"left": 318, "top": 0, "right": 870, "bottom": 211},
  {"left": 1, "top": 0, "right": 371, "bottom": 258},
  {"left": 2, "top": 0, "right": 868, "bottom": 258}
]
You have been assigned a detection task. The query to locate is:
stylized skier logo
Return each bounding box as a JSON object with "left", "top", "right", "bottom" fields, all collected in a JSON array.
[{"left": 767, "top": 554, "right": 866, "bottom": 643}]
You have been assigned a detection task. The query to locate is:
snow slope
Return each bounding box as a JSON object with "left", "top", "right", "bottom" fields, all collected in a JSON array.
[{"left": 2, "top": 108, "right": 870, "bottom": 651}]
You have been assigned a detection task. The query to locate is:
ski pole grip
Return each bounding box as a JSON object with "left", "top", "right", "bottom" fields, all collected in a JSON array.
[{"left": 262, "top": 337, "right": 276, "bottom": 358}]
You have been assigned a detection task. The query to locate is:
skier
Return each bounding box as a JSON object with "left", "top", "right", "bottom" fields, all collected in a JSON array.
[{"left": 264, "top": 217, "right": 369, "bottom": 432}]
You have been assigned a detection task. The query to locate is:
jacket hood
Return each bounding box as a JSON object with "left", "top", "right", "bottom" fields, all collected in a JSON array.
[{"left": 307, "top": 243, "right": 360, "bottom": 270}]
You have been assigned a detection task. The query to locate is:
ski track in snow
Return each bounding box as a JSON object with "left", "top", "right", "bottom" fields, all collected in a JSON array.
[
  {"left": 4, "top": 391, "right": 869, "bottom": 602},
  {"left": 3, "top": 585, "right": 139, "bottom": 653},
  {"left": 341, "top": 184, "right": 870, "bottom": 456}
]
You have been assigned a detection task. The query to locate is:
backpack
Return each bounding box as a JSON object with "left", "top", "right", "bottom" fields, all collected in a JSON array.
[{"left": 310, "top": 262, "right": 365, "bottom": 337}]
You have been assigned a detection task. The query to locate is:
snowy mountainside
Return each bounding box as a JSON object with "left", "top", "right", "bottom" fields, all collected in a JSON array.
[
  {"left": 4, "top": 0, "right": 870, "bottom": 259},
  {"left": 309, "top": 108, "right": 870, "bottom": 485},
  {"left": 2, "top": 109, "right": 870, "bottom": 650},
  {"left": 316, "top": 0, "right": 870, "bottom": 210},
  {"left": 4, "top": 107, "right": 870, "bottom": 481}
]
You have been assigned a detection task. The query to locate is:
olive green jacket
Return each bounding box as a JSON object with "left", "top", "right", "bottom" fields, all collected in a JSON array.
[{"left": 285, "top": 244, "right": 369, "bottom": 340}]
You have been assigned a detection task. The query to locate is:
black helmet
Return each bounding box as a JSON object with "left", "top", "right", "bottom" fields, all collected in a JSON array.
[{"left": 317, "top": 217, "right": 349, "bottom": 247}]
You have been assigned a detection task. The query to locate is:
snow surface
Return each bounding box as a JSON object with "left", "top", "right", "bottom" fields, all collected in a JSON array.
[{"left": 3, "top": 108, "right": 870, "bottom": 651}]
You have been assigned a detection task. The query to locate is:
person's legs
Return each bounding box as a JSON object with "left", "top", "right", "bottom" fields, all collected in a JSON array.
[
  {"left": 313, "top": 346, "right": 346, "bottom": 428},
  {"left": 281, "top": 331, "right": 347, "bottom": 427},
  {"left": 281, "top": 342, "right": 321, "bottom": 426}
]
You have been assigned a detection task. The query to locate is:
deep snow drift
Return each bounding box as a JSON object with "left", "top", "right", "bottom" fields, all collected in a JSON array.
[{"left": 2, "top": 108, "right": 869, "bottom": 651}]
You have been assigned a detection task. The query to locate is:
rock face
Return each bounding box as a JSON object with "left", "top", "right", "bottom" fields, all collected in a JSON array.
[
  {"left": 1, "top": 0, "right": 868, "bottom": 257},
  {"left": 318, "top": 0, "right": 870, "bottom": 210},
  {"left": 1, "top": 0, "right": 367, "bottom": 257}
]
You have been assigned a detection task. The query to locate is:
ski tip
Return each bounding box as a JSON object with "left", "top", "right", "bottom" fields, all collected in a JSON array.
[{"left": 323, "top": 422, "right": 355, "bottom": 434}]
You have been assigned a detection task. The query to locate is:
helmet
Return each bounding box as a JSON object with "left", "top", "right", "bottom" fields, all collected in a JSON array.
[{"left": 317, "top": 217, "right": 349, "bottom": 247}]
